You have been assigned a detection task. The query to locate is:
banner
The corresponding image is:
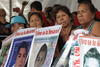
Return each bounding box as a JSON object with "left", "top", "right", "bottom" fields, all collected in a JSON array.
[
  {"left": 28, "top": 25, "right": 62, "bottom": 67},
  {"left": 4, "top": 28, "right": 36, "bottom": 67}
]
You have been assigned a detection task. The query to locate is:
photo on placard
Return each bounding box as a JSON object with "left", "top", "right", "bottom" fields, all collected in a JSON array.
[
  {"left": 34, "top": 44, "right": 47, "bottom": 67},
  {"left": 83, "top": 47, "right": 100, "bottom": 67},
  {"left": 5, "top": 36, "right": 33, "bottom": 67},
  {"left": 79, "top": 36, "right": 100, "bottom": 67},
  {"left": 28, "top": 38, "right": 57, "bottom": 67}
]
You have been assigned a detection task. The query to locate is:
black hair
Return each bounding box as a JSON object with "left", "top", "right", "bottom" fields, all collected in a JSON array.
[
  {"left": 0, "top": 8, "right": 6, "bottom": 17},
  {"left": 28, "top": 12, "right": 44, "bottom": 27},
  {"left": 84, "top": 48, "right": 100, "bottom": 66},
  {"left": 45, "top": 7, "right": 54, "bottom": 21},
  {"left": 53, "top": 4, "right": 61, "bottom": 8},
  {"left": 78, "top": 0, "right": 92, "bottom": 4},
  {"left": 30, "top": 1, "right": 42, "bottom": 11},
  {"left": 78, "top": 0, "right": 97, "bottom": 14},
  {"left": 53, "top": 5, "right": 72, "bottom": 21},
  {"left": 39, "top": 44, "right": 47, "bottom": 52},
  {"left": 28, "top": 12, "right": 42, "bottom": 21},
  {"left": 17, "top": 41, "right": 28, "bottom": 55}
]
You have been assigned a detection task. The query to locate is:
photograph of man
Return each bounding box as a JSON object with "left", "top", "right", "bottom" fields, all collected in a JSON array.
[
  {"left": 83, "top": 48, "right": 100, "bottom": 67},
  {"left": 13, "top": 41, "right": 28, "bottom": 67},
  {"left": 34, "top": 44, "right": 47, "bottom": 67},
  {"left": 4, "top": 35, "right": 33, "bottom": 67}
]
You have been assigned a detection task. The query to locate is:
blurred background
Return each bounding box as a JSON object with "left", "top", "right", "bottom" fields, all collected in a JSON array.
[{"left": 0, "top": 0, "right": 100, "bottom": 21}]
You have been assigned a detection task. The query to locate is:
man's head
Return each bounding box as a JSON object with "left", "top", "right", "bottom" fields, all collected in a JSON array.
[
  {"left": 15, "top": 41, "right": 28, "bottom": 67},
  {"left": 30, "top": 1, "right": 42, "bottom": 12}
]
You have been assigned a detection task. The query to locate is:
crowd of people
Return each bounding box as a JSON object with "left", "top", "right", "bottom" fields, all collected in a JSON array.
[{"left": 0, "top": 0, "right": 100, "bottom": 66}]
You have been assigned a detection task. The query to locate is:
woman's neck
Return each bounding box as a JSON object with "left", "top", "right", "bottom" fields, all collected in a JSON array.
[
  {"left": 61, "top": 23, "right": 72, "bottom": 41},
  {"left": 82, "top": 20, "right": 94, "bottom": 30}
]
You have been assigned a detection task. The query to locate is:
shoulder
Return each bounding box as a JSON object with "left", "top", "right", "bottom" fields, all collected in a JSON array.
[
  {"left": 93, "top": 21, "right": 100, "bottom": 29},
  {"left": 91, "top": 21, "right": 100, "bottom": 37}
]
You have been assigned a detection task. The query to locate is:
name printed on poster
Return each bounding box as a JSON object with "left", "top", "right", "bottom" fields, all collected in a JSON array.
[
  {"left": 36, "top": 29, "right": 60, "bottom": 35},
  {"left": 79, "top": 37, "right": 100, "bottom": 46},
  {"left": 15, "top": 29, "right": 36, "bottom": 36},
  {"left": 73, "top": 46, "right": 80, "bottom": 67}
]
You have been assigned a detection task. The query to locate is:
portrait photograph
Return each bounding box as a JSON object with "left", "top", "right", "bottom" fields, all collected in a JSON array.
[{"left": 5, "top": 35, "right": 33, "bottom": 67}]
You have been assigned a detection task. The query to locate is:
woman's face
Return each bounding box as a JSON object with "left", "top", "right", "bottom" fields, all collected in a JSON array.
[
  {"left": 11, "top": 23, "right": 25, "bottom": 32},
  {"left": 29, "top": 15, "right": 42, "bottom": 28},
  {"left": 15, "top": 48, "right": 27, "bottom": 67},
  {"left": 77, "top": 3, "right": 94, "bottom": 26},
  {"left": 56, "top": 10, "right": 70, "bottom": 28},
  {"left": 84, "top": 58, "right": 99, "bottom": 67}
]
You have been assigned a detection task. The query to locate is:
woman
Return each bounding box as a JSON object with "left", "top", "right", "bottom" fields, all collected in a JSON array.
[
  {"left": 53, "top": 5, "right": 77, "bottom": 53},
  {"left": 77, "top": 0, "right": 100, "bottom": 37},
  {"left": 10, "top": 16, "right": 27, "bottom": 33},
  {"left": 28, "top": 12, "right": 44, "bottom": 28},
  {"left": 51, "top": 5, "right": 77, "bottom": 66}
]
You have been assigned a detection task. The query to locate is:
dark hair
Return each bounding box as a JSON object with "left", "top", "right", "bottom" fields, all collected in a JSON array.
[
  {"left": 53, "top": 4, "right": 61, "bottom": 8},
  {"left": 0, "top": 8, "right": 6, "bottom": 17},
  {"left": 53, "top": 5, "right": 72, "bottom": 20},
  {"left": 30, "top": 1, "right": 42, "bottom": 11},
  {"left": 28, "top": 12, "right": 44, "bottom": 26},
  {"left": 39, "top": 44, "right": 47, "bottom": 54},
  {"left": 84, "top": 48, "right": 100, "bottom": 66},
  {"left": 45, "top": 7, "right": 54, "bottom": 21},
  {"left": 17, "top": 41, "right": 28, "bottom": 55},
  {"left": 78, "top": 0, "right": 97, "bottom": 14},
  {"left": 78, "top": 0, "right": 92, "bottom": 4}
]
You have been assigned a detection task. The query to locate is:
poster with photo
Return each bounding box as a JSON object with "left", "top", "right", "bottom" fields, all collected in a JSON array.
[
  {"left": 55, "top": 29, "right": 89, "bottom": 67},
  {"left": 4, "top": 28, "right": 36, "bottom": 67},
  {"left": 79, "top": 36, "right": 100, "bottom": 67},
  {"left": 55, "top": 34, "right": 80, "bottom": 67},
  {"left": 28, "top": 25, "right": 62, "bottom": 67},
  {"left": 0, "top": 32, "right": 15, "bottom": 66}
]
